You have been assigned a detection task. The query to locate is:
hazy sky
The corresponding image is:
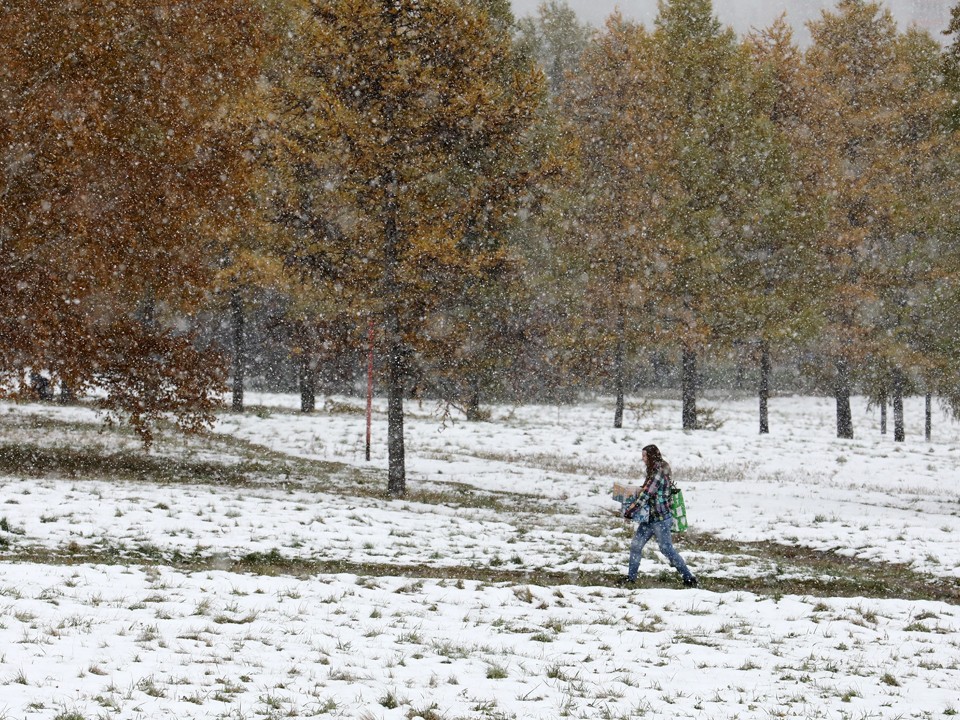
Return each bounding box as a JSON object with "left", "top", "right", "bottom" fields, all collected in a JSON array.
[{"left": 509, "top": 1, "right": 952, "bottom": 44}]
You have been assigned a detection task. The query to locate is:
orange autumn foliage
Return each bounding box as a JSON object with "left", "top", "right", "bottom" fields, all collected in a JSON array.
[{"left": 1, "top": 0, "right": 268, "bottom": 445}]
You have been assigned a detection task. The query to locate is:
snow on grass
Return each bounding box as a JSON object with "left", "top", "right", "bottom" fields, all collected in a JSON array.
[
  {"left": 1, "top": 563, "right": 959, "bottom": 720},
  {"left": 1, "top": 393, "right": 959, "bottom": 719},
  {"left": 219, "top": 393, "right": 960, "bottom": 576}
]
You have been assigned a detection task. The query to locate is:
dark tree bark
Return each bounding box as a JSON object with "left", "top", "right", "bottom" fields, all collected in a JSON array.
[
  {"left": 386, "top": 345, "right": 406, "bottom": 496},
  {"left": 231, "top": 287, "right": 245, "bottom": 412},
  {"left": 465, "top": 376, "right": 482, "bottom": 421},
  {"left": 893, "top": 368, "right": 905, "bottom": 442},
  {"left": 141, "top": 293, "right": 156, "bottom": 328},
  {"left": 925, "top": 392, "right": 932, "bottom": 442},
  {"left": 879, "top": 390, "right": 887, "bottom": 435},
  {"left": 299, "top": 353, "right": 315, "bottom": 413},
  {"left": 58, "top": 383, "right": 75, "bottom": 405},
  {"left": 383, "top": 169, "right": 406, "bottom": 497},
  {"left": 140, "top": 293, "right": 159, "bottom": 411},
  {"left": 30, "top": 371, "right": 52, "bottom": 401},
  {"left": 835, "top": 357, "right": 854, "bottom": 439},
  {"left": 682, "top": 347, "right": 698, "bottom": 430},
  {"left": 759, "top": 341, "right": 770, "bottom": 435},
  {"left": 613, "top": 305, "right": 625, "bottom": 429}
]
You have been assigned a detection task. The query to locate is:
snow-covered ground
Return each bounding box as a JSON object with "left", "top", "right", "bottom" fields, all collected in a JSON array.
[{"left": 1, "top": 393, "right": 958, "bottom": 719}]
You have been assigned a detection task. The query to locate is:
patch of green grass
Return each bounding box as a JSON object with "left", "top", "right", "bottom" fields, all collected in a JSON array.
[
  {"left": 880, "top": 672, "right": 901, "bottom": 687},
  {"left": 379, "top": 691, "right": 400, "bottom": 709},
  {"left": 0, "top": 443, "right": 268, "bottom": 486},
  {"left": 485, "top": 663, "right": 508, "bottom": 679},
  {"left": 0, "top": 420, "right": 549, "bottom": 516},
  {"left": 406, "top": 703, "right": 446, "bottom": 720},
  {"left": 4, "top": 537, "right": 959, "bottom": 605},
  {"left": 136, "top": 676, "right": 166, "bottom": 698},
  {"left": 0, "top": 516, "right": 25, "bottom": 535},
  {"left": 673, "top": 633, "right": 719, "bottom": 647},
  {"left": 4, "top": 413, "right": 960, "bottom": 607}
]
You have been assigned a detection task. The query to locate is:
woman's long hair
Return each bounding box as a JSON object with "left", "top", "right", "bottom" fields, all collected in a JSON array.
[{"left": 642, "top": 444, "right": 664, "bottom": 481}]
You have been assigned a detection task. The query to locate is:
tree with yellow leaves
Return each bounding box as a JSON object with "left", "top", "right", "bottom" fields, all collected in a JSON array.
[
  {"left": 269, "top": 0, "right": 547, "bottom": 494},
  {"left": 736, "top": 18, "right": 826, "bottom": 434},
  {"left": 868, "top": 24, "right": 960, "bottom": 440},
  {"left": 559, "top": 15, "right": 665, "bottom": 428},
  {"left": 805, "top": 0, "right": 942, "bottom": 439},
  {"left": 645, "top": 0, "right": 755, "bottom": 430}
]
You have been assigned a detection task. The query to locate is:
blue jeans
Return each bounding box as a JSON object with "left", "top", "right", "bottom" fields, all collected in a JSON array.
[{"left": 628, "top": 515, "right": 694, "bottom": 583}]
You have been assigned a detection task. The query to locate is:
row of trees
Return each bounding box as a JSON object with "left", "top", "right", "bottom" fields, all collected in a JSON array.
[
  {"left": 3, "top": 0, "right": 960, "bottom": 493},
  {"left": 556, "top": 0, "right": 960, "bottom": 444}
]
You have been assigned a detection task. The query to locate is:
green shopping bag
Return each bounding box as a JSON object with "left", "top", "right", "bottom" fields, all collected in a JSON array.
[{"left": 670, "top": 487, "right": 688, "bottom": 533}]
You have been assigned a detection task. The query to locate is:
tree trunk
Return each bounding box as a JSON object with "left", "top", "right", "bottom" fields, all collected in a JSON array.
[
  {"left": 384, "top": 169, "right": 406, "bottom": 496},
  {"left": 758, "top": 340, "right": 770, "bottom": 435},
  {"left": 682, "top": 347, "right": 697, "bottom": 430},
  {"left": 879, "top": 390, "right": 887, "bottom": 435},
  {"left": 925, "top": 392, "right": 932, "bottom": 442},
  {"left": 299, "top": 352, "right": 315, "bottom": 413},
  {"left": 613, "top": 305, "right": 625, "bottom": 429},
  {"left": 366, "top": 318, "right": 374, "bottom": 462},
  {"left": 735, "top": 341, "right": 746, "bottom": 391},
  {"left": 231, "top": 287, "right": 245, "bottom": 412},
  {"left": 892, "top": 368, "right": 905, "bottom": 443},
  {"left": 141, "top": 293, "right": 156, "bottom": 328},
  {"left": 141, "top": 292, "right": 158, "bottom": 410},
  {"left": 387, "top": 344, "right": 406, "bottom": 496},
  {"left": 465, "top": 376, "right": 482, "bottom": 421},
  {"left": 835, "top": 357, "right": 853, "bottom": 439},
  {"left": 58, "top": 383, "right": 75, "bottom": 405},
  {"left": 30, "top": 371, "right": 52, "bottom": 401}
]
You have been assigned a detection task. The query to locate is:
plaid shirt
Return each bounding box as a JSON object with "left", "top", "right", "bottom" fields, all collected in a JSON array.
[{"left": 625, "top": 462, "right": 673, "bottom": 522}]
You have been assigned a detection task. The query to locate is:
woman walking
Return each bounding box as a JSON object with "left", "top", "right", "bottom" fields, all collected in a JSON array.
[{"left": 619, "top": 444, "right": 697, "bottom": 588}]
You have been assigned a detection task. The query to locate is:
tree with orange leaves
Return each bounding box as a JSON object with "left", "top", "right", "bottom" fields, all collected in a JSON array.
[{"left": 1, "top": 0, "right": 268, "bottom": 445}]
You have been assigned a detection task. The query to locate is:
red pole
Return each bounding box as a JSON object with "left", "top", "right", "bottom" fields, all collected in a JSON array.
[{"left": 366, "top": 317, "right": 374, "bottom": 462}]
